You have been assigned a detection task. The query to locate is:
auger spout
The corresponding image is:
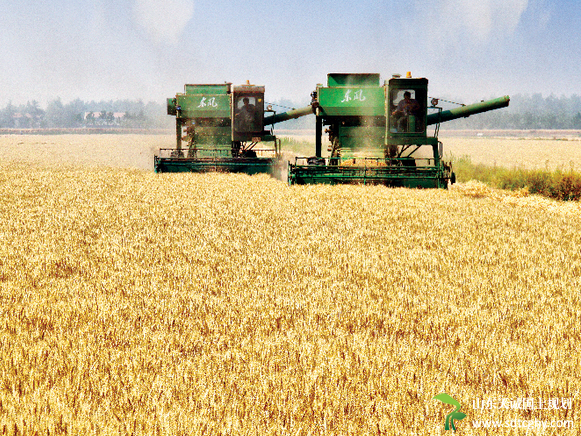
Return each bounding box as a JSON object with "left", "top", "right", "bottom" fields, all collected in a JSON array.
[
  {"left": 426, "top": 95, "right": 510, "bottom": 126},
  {"left": 264, "top": 105, "right": 314, "bottom": 125}
]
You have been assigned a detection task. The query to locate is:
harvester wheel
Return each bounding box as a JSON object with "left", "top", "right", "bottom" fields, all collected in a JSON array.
[
  {"left": 187, "top": 142, "right": 198, "bottom": 158},
  {"left": 385, "top": 144, "right": 398, "bottom": 159},
  {"left": 307, "top": 157, "right": 325, "bottom": 166},
  {"left": 231, "top": 141, "right": 242, "bottom": 157},
  {"left": 242, "top": 149, "right": 257, "bottom": 158},
  {"left": 329, "top": 137, "right": 341, "bottom": 160}
]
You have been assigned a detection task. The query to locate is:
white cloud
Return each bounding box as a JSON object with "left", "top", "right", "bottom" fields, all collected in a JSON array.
[
  {"left": 133, "top": 0, "right": 194, "bottom": 44},
  {"left": 413, "top": 0, "right": 530, "bottom": 48},
  {"left": 439, "top": 0, "right": 529, "bottom": 40}
]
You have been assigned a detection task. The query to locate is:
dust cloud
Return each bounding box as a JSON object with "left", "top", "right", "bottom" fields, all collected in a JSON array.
[
  {"left": 434, "top": 0, "right": 530, "bottom": 41},
  {"left": 133, "top": 0, "right": 195, "bottom": 45}
]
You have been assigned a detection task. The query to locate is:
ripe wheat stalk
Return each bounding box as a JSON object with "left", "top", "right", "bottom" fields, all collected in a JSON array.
[{"left": 0, "top": 150, "right": 580, "bottom": 434}]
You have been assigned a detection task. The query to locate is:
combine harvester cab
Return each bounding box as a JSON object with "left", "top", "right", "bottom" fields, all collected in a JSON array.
[
  {"left": 155, "top": 82, "right": 282, "bottom": 174},
  {"left": 287, "top": 73, "right": 510, "bottom": 187}
]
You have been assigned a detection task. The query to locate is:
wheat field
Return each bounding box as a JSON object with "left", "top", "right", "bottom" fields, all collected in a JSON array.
[
  {"left": 0, "top": 135, "right": 580, "bottom": 435},
  {"left": 441, "top": 135, "right": 581, "bottom": 171}
]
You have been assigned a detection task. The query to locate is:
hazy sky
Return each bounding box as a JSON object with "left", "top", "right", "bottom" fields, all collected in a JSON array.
[{"left": 1, "top": 0, "right": 580, "bottom": 107}]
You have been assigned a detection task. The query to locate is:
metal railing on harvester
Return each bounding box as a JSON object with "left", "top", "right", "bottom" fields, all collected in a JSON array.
[{"left": 288, "top": 156, "right": 451, "bottom": 187}]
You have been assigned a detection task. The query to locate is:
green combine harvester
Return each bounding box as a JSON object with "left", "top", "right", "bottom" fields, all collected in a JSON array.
[
  {"left": 282, "top": 73, "right": 510, "bottom": 187},
  {"left": 156, "top": 73, "right": 509, "bottom": 189},
  {"left": 155, "top": 81, "right": 312, "bottom": 174}
]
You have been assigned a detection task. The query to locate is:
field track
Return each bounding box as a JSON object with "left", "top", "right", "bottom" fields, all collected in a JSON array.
[{"left": 0, "top": 135, "right": 580, "bottom": 434}]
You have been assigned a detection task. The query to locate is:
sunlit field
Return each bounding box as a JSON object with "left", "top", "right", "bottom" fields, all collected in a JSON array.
[
  {"left": 4, "top": 132, "right": 581, "bottom": 172},
  {"left": 0, "top": 134, "right": 168, "bottom": 171},
  {"left": 280, "top": 131, "right": 581, "bottom": 172},
  {"left": 440, "top": 134, "right": 581, "bottom": 171},
  {"left": 0, "top": 134, "right": 580, "bottom": 434}
]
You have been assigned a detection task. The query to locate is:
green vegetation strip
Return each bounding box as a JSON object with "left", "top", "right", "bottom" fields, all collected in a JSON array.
[
  {"left": 279, "top": 137, "right": 315, "bottom": 155},
  {"left": 453, "top": 156, "right": 581, "bottom": 201}
]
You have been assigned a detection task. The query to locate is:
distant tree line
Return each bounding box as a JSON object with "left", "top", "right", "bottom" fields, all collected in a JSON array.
[
  {"left": 2, "top": 94, "right": 581, "bottom": 131},
  {"left": 438, "top": 94, "right": 581, "bottom": 130},
  {"left": 0, "top": 98, "right": 172, "bottom": 129}
]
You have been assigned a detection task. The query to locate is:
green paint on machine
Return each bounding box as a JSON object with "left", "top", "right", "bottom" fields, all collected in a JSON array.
[{"left": 156, "top": 73, "right": 509, "bottom": 188}]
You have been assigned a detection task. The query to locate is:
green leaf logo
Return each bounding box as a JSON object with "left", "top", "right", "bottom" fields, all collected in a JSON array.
[{"left": 433, "top": 393, "right": 466, "bottom": 432}]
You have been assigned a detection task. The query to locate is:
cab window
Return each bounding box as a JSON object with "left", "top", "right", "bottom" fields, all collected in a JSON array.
[
  {"left": 390, "top": 89, "right": 425, "bottom": 133},
  {"left": 235, "top": 96, "right": 260, "bottom": 132}
]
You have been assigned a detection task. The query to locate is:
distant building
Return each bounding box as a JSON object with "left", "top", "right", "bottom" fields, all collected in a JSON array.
[
  {"left": 83, "top": 112, "right": 126, "bottom": 125},
  {"left": 12, "top": 112, "right": 41, "bottom": 128}
]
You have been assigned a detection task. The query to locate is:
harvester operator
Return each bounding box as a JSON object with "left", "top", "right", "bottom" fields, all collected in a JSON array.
[
  {"left": 392, "top": 91, "right": 420, "bottom": 132},
  {"left": 236, "top": 97, "right": 259, "bottom": 132}
]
